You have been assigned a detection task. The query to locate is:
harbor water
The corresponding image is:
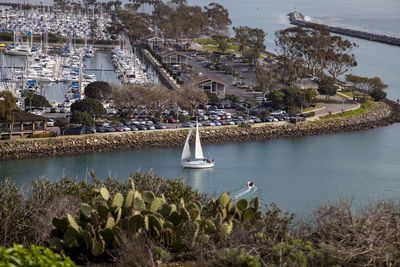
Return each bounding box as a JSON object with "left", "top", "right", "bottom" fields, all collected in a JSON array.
[{"left": 1, "top": 0, "right": 400, "bottom": 215}]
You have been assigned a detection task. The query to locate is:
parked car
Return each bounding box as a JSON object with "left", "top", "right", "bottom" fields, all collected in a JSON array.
[
  {"left": 155, "top": 123, "right": 166, "bottom": 129},
  {"left": 203, "top": 121, "right": 216, "bottom": 126},
  {"left": 146, "top": 125, "right": 155, "bottom": 130},
  {"left": 47, "top": 119, "right": 54, "bottom": 127},
  {"left": 104, "top": 126, "right": 115, "bottom": 132},
  {"left": 138, "top": 125, "right": 147, "bottom": 131},
  {"left": 128, "top": 125, "right": 138, "bottom": 131},
  {"left": 123, "top": 126, "right": 131, "bottom": 131},
  {"left": 182, "top": 122, "right": 194, "bottom": 128},
  {"left": 213, "top": 120, "right": 222, "bottom": 126}
]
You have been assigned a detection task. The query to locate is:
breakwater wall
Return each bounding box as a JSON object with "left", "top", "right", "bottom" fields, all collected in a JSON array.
[
  {"left": 1, "top": 101, "right": 399, "bottom": 160},
  {"left": 288, "top": 12, "right": 400, "bottom": 47}
]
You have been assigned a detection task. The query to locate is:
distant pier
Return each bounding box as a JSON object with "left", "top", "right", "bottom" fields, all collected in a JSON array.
[{"left": 288, "top": 11, "right": 400, "bottom": 47}]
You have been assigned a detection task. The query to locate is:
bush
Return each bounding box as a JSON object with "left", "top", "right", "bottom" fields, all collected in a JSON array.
[
  {"left": 32, "top": 132, "right": 55, "bottom": 138},
  {"left": 1, "top": 135, "right": 11, "bottom": 140},
  {"left": 213, "top": 248, "right": 261, "bottom": 267},
  {"left": 0, "top": 244, "right": 78, "bottom": 267},
  {"left": 370, "top": 88, "right": 387, "bottom": 101},
  {"left": 302, "top": 111, "right": 315, "bottom": 118}
]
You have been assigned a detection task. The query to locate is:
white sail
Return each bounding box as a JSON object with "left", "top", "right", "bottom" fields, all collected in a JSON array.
[
  {"left": 194, "top": 121, "right": 204, "bottom": 159},
  {"left": 181, "top": 127, "right": 193, "bottom": 160}
]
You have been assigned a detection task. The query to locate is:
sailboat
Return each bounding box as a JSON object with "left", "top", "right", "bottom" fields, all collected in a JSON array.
[{"left": 181, "top": 121, "right": 214, "bottom": 168}]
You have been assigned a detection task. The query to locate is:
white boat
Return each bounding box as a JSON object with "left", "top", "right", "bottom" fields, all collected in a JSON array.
[{"left": 181, "top": 121, "right": 214, "bottom": 168}]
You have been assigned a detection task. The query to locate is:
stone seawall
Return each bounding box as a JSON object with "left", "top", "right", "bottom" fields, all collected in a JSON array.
[
  {"left": 1, "top": 101, "right": 399, "bottom": 160},
  {"left": 288, "top": 12, "right": 400, "bottom": 46}
]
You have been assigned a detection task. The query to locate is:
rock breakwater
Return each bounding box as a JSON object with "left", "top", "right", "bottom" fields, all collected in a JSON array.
[
  {"left": 288, "top": 11, "right": 400, "bottom": 47},
  {"left": 0, "top": 101, "right": 398, "bottom": 160}
]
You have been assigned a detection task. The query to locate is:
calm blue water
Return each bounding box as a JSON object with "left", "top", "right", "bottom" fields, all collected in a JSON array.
[{"left": 1, "top": 0, "right": 400, "bottom": 215}]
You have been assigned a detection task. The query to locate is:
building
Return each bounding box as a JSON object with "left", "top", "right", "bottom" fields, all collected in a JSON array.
[
  {"left": 190, "top": 76, "right": 227, "bottom": 98},
  {"left": 142, "top": 35, "right": 165, "bottom": 50},
  {"left": 161, "top": 51, "right": 188, "bottom": 67},
  {"left": 0, "top": 111, "right": 47, "bottom": 139}
]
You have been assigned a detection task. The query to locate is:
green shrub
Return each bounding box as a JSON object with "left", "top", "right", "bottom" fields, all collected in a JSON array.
[
  {"left": 0, "top": 244, "right": 79, "bottom": 267},
  {"left": 302, "top": 111, "right": 315, "bottom": 118},
  {"left": 213, "top": 248, "right": 261, "bottom": 267},
  {"left": 32, "top": 132, "right": 55, "bottom": 138},
  {"left": 1, "top": 135, "right": 11, "bottom": 140}
]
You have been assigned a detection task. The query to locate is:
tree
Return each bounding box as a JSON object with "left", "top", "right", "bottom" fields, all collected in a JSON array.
[
  {"left": 84, "top": 81, "right": 112, "bottom": 102},
  {"left": 70, "top": 98, "right": 106, "bottom": 117},
  {"left": 318, "top": 77, "right": 337, "bottom": 100},
  {"left": 24, "top": 94, "right": 50, "bottom": 109},
  {"left": 55, "top": 118, "right": 70, "bottom": 135},
  {"left": 275, "top": 27, "right": 306, "bottom": 86},
  {"left": 258, "top": 109, "right": 270, "bottom": 122},
  {"left": 204, "top": 3, "right": 231, "bottom": 36},
  {"left": 70, "top": 111, "right": 95, "bottom": 126},
  {"left": 225, "top": 94, "right": 240, "bottom": 104},
  {"left": 234, "top": 26, "right": 266, "bottom": 66},
  {"left": 206, "top": 92, "right": 220, "bottom": 106},
  {"left": 325, "top": 36, "right": 358, "bottom": 81},
  {"left": 304, "top": 88, "right": 318, "bottom": 106},
  {"left": 217, "top": 37, "right": 229, "bottom": 53},
  {"left": 233, "top": 26, "right": 250, "bottom": 55},
  {"left": 0, "top": 91, "right": 19, "bottom": 121},
  {"left": 142, "top": 84, "right": 176, "bottom": 120},
  {"left": 112, "top": 84, "right": 146, "bottom": 118},
  {"left": 282, "top": 87, "right": 306, "bottom": 110},
  {"left": 0, "top": 91, "right": 19, "bottom": 136},
  {"left": 22, "top": 91, "right": 35, "bottom": 112},
  {"left": 345, "top": 74, "right": 388, "bottom": 100},
  {"left": 370, "top": 88, "right": 387, "bottom": 101},
  {"left": 267, "top": 89, "right": 285, "bottom": 109},
  {"left": 176, "top": 85, "right": 208, "bottom": 116}
]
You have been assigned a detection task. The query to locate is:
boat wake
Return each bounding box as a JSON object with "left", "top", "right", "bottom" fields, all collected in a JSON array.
[{"left": 232, "top": 186, "right": 258, "bottom": 200}]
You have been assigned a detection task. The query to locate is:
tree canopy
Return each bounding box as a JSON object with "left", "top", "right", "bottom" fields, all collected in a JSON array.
[
  {"left": 84, "top": 81, "right": 112, "bottom": 102},
  {"left": 70, "top": 98, "right": 106, "bottom": 117},
  {"left": 70, "top": 111, "right": 95, "bottom": 126},
  {"left": 24, "top": 94, "right": 51, "bottom": 109}
]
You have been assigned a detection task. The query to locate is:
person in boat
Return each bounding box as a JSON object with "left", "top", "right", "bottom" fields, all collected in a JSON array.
[{"left": 248, "top": 181, "right": 254, "bottom": 187}]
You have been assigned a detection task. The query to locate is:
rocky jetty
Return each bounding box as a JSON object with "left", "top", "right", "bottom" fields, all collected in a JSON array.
[
  {"left": 288, "top": 11, "right": 400, "bottom": 47},
  {"left": 1, "top": 101, "right": 399, "bottom": 160}
]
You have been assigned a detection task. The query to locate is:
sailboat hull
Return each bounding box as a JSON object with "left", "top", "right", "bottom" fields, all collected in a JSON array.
[{"left": 181, "top": 159, "right": 214, "bottom": 169}]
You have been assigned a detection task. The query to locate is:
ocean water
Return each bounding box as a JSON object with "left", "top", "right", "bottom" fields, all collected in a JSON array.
[{"left": 1, "top": 0, "right": 400, "bottom": 215}]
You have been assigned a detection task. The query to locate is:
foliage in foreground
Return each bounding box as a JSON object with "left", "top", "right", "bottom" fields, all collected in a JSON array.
[
  {"left": 1, "top": 172, "right": 400, "bottom": 266},
  {"left": 0, "top": 244, "right": 78, "bottom": 267}
]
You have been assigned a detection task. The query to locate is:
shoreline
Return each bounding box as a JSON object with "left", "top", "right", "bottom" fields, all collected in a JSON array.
[
  {"left": 288, "top": 11, "right": 400, "bottom": 47},
  {"left": 1, "top": 100, "right": 399, "bottom": 161}
]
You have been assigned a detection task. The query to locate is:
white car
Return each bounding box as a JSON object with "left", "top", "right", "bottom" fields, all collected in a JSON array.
[
  {"left": 47, "top": 119, "right": 54, "bottom": 127},
  {"left": 123, "top": 127, "right": 131, "bottom": 131}
]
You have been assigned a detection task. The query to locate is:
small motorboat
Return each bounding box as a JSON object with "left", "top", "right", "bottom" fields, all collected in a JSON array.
[{"left": 247, "top": 181, "right": 254, "bottom": 188}]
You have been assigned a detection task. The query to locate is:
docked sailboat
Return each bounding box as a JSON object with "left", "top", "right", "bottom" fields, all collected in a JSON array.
[{"left": 181, "top": 121, "right": 214, "bottom": 168}]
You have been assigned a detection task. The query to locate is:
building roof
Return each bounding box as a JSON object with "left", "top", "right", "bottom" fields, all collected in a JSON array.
[
  {"left": 161, "top": 50, "right": 188, "bottom": 58},
  {"left": 0, "top": 110, "right": 47, "bottom": 123},
  {"left": 190, "top": 75, "right": 228, "bottom": 87}
]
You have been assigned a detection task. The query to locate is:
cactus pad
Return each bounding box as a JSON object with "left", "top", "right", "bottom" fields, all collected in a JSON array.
[
  {"left": 100, "top": 187, "right": 110, "bottom": 201},
  {"left": 217, "top": 193, "right": 231, "bottom": 208},
  {"left": 112, "top": 192, "right": 124, "bottom": 210},
  {"left": 142, "top": 191, "right": 155, "bottom": 204},
  {"left": 236, "top": 199, "right": 249, "bottom": 211},
  {"left": 80, "top": 203, "right": 94, "bottom": 219},
  {"left": 125, "top": 190, "right": 134, "bottom": 208},
  {"left": 91, "top": 236, "right": 106, "bottom": 257}
]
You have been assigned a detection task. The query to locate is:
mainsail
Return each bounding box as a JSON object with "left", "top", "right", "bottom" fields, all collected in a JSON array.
[
  {"left": 194, "top": 121, "right": 204, "bottom": 159},
  {"left": 181, "top": 126, "right": 193, "bottom": 160}
]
